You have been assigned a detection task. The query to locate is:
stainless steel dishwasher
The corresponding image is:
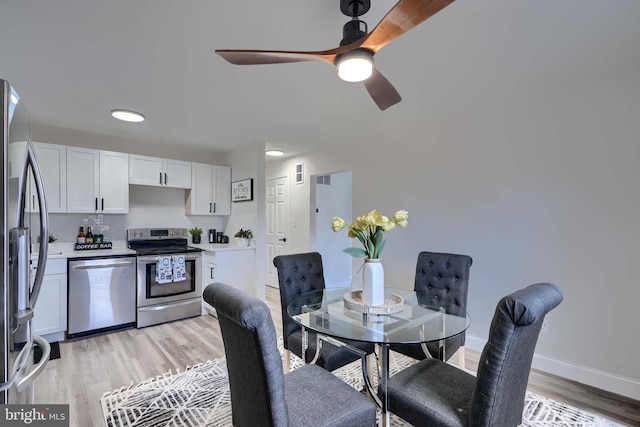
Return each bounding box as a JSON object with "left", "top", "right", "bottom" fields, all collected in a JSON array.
[{"left": 68, "top": 255, "right": 137, "bottom": 338}]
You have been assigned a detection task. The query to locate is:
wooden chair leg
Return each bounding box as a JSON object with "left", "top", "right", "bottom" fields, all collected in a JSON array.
[
  {"left": 283, "top": 349, "right": 291, "bottom": 373},
  {"left": 457, "top": 346, "right": 466, "bottom": 370}
]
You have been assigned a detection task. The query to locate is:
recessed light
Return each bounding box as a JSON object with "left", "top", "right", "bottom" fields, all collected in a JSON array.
[
  {"left": 111, "top": 109, "right": 145, "bottom": 122},
  {"left": 266, "top": 150, "right": 284, "bottom": 157}
]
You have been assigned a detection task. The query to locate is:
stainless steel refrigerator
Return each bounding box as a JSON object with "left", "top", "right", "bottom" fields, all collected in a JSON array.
[{"left": 1, "top": 79, "right": 51, "bottom": 404}]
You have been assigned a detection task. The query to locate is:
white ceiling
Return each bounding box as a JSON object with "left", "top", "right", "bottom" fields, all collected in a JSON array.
[{"left": 1, "top": 0, "right": 639, "bottom": 158}]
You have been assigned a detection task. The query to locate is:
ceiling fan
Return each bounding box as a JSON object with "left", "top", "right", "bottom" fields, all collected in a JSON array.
[{"left": 215, "top": 0, "right": 455, "bottom": 111}]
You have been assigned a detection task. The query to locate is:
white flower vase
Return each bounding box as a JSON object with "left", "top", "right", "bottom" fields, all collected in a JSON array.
[{"left": 362, "top": 259, "right": 384, "bottom": 306}]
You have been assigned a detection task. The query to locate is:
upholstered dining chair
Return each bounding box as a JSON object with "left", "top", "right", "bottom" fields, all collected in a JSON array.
[
  {"left": 386, "top": 282, "right": 563, "bottom": 427},
  {"left": 390, "top": 251, "right": 473, "bottom": 368},
  {"left": 203, "top": 282, "right": 377, "bottom": 427},
  {"left": 273, "top": 252, "right": 376, "bottom": 373}
]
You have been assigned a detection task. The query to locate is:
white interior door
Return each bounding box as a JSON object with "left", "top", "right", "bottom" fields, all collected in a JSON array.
[{"left": 266, "top": 176, "right": 288, "bottom": 288}]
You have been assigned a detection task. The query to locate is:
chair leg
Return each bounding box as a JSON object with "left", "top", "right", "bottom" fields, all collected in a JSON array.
[
  {"left": 366, "top": 353, "right": 377, "bottom": 384},
  {"left": 283, "top": 349, "right": 291, "bottom": 373},
  {"left": 457, "top": 346, "right": 466, "bottom": 370}
]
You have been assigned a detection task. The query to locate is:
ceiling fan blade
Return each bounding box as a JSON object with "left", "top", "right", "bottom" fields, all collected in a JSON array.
[
  {"left": 215, "top": 48, "right": 346, "bottom": 66},
  {"left": 361, "top": 0, "right": 456, "bottom": 53},
  {"left": 363, "top": 68, "right": 401, "bottom": 111}
]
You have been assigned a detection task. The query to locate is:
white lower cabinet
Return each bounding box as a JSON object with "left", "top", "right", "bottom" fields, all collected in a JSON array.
[
  {"left": 203, "top": 255, "right": 217, "bottom": 316},
  {"left": 32, "top": 258, "right": 67, "bottom": 341},
  {"left": 201, "top": 249, "right": 256, "bottom": 316}
]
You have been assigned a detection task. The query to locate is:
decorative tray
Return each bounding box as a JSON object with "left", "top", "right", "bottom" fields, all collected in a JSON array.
[{"left": 343, "top": 290, "right": 404, "bottom": 315}]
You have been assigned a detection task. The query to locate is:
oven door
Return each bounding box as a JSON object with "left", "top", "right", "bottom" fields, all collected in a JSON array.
[{"left": 137, "top": 252, "right": 202, "bottom": 307}]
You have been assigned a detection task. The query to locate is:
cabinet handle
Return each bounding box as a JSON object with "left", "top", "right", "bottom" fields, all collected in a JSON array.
[
  {"left": 209, "top": 202, "right": 212, "bottom": 213},
  {"left": 212, "top": 202, "right": 216, "bottom": 213},
  {"left": 32, "top": 195, "right": 36, "bottom": 210},
  {"left": 210, "top": 267, "right": 214, "bottom": 280},
  {"left": 164, "top": 173, "right": 167, "bottom": 185},
  {"left": 159, "top": 172, "right": 163, "bottom": 185},
  {"left": 101, "top": 198, "right": 104, "bottom": 211},
  {"left": 95, "top": 198, "right": 98, "bottom": 211}
]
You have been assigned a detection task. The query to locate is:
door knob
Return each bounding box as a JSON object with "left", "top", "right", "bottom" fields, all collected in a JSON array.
[{"left": 279, "top": 238, "right": 287, "bottom": 242}]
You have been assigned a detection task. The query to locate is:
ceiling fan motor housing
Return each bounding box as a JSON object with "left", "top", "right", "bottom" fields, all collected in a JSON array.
[{"left": 340, "top": 19, "right": 368, "bottom": 46}]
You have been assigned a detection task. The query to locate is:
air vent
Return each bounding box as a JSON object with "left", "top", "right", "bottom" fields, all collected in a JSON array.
[
  {"left": 295, "top": 163, "right": 304, "bottom": 184},
  {"left": 316, "top": 175, "right": 331, "bottom": 186}
]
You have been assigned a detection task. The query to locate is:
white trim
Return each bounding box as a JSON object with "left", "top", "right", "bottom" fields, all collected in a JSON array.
[{"left": 466, "top": 335, "right": 640, "bottom": 400}]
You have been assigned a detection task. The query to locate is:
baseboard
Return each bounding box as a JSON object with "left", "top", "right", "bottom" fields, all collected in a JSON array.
[{"left": 466, "top": 335, "right": 640, "bottom": 400}]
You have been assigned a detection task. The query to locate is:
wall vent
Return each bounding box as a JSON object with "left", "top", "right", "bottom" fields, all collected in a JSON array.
[
  {"left": 316, "top": 175, "right": 331, "bottom": 186},
  {"left": 295, "top": 163, "right": 304, "bottom": 184}
]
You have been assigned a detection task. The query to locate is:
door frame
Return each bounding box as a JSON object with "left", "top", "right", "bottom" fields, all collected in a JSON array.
[{"left": 265, "top": 172, "right": 289, "bottom": 288}]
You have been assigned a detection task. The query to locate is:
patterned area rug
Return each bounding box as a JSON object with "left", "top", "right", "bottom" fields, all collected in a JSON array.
[{"left": 101, "top": 347, "right": 624, "bottom": 427}]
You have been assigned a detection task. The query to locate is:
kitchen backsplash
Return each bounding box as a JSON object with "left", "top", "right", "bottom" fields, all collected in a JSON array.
[{"left": 41, "top": 186, "right": 227, "bottom": 243}]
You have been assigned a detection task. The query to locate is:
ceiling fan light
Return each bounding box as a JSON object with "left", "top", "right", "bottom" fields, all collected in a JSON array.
[
  {"left": 337, "top": 50, "right": 373, "bottom": 82},
  {"left": 265, "top": 150, "right": 284, "bottom": 157},
  {"left": 111, "top": 109, "right": 145, "bottom": 122}
]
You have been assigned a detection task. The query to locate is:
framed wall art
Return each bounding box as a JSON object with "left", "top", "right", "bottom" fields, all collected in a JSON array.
[{"left": 231, "top": 178, "right": 253, "bottom": 202}]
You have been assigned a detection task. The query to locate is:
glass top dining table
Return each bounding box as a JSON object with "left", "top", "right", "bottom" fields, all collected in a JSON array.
[{"left": 287, "top": 287, "right": 471, "bottom": 427}]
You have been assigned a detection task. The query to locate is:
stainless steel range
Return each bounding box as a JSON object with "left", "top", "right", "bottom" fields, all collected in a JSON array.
[{"left": 127, "top": 228, "right": 203, "bottom": 328}]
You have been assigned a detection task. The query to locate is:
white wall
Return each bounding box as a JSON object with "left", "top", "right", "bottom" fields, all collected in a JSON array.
[
  {"left": 225, "top": 142, "right": 266, "bottom": 299},
  {"left": 313, "top": 172, "right": 352, "bottom": 288},
  {"left": 266, "top": 65, "right": 640, "bottom": 399}
]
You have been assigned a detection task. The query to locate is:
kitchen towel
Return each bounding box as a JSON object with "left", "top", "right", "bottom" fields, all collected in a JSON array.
[
  {"left": 156, "top": 256, "right": 173, "bottom": 284},
  {"left": 172, "top": 255, "right": 186, "bottom": 282}
]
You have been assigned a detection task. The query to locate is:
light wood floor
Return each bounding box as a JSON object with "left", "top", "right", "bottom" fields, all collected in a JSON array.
[{"left": 36, "top": 286, "right": 640, "bottom": 427}]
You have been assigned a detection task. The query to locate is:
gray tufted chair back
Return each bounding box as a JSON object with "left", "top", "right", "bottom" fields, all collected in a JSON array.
[
  {"left": 273, "top": 252, "right": 375, "bottom": 372},
  {"left": 204, "top": 282, "right": 289, "bottom": 426},
  {"left": 386, "top": 282, "right": 563, "bottom": 427},
  {"left": 414, "top": 251, "right": 473, "bottom": 307},
  {"left": 470, "top": 282, "right": 563, "bottom": 426},
  {"left": 273, "top": 252, "right": 326, "bottom": 343},
  {"left": 392, "top": 251, "right": 473, "bottom": 362}
]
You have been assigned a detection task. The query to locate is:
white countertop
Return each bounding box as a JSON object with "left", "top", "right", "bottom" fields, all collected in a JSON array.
[
  {"left": 32, "top": 241, "right": 255, "bottom": 259},
  {"left": 189, "top": 243, "right": 256, "bottom": 253},
  {"left": 32, "top": 241, "right": 137, "bottom": 259}
]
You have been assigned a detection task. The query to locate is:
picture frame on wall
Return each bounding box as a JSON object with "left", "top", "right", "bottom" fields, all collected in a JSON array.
[{"left": 231, "top": 178, "right": 253, "bottom": 202}]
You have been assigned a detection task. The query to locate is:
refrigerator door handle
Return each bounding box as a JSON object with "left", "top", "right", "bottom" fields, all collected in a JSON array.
[
  {"left": 0, "top": 339, "right": 33, "bottom": 392},
  {"left": 24, "top": 141, "right": 48, "bottom": 309},
  {"left": 14, "top": 336, "right": 50, "bottom": 393}
]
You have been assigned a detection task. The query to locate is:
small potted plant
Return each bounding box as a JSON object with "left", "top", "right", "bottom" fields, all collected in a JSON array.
[
  {"left": 234, "top": 228, "right": 253, "bottom": 247},
  {"left": 188, "top": 226, "right": 203, "bottom": 244}
]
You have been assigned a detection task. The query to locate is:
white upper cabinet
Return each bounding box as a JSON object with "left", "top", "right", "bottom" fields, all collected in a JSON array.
[
  {"left": 8, "top": 141, "right": 67, "bottom": 213},
  {"left": 164, "top": 159, "right": 192, "bottom": 188},
  {"left": 29, "top": 142, "right": 67, "bottom": 213},
  {"left": 67, "top": 147, "right": 129, "bottom": 214},
  {"left": 129, "top": 154, "right": 191, "bottom": 189},
  {"left": 100, "top": 150, "right": 129, "bottom": 214},
  {"left": 186, "top": 163, "right": 231, "bottom": 216}
]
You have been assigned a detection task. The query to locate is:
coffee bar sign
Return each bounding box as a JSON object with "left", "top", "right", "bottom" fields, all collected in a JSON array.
[{"left": 231, "top": 178, "right": 253, "bottom": 202}]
